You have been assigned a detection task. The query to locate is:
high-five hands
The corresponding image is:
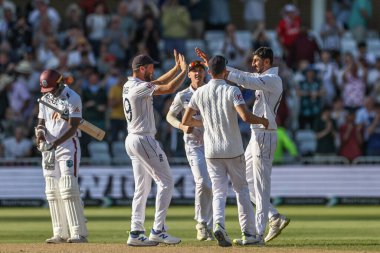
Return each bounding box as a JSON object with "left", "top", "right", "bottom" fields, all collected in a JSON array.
[{"left": 195, "top": 47, "right": 209, "bottom": 67}]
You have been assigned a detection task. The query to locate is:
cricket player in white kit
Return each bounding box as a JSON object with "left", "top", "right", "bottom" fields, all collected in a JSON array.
[
  {"left": 124, "top": 51, "right": 188, "bottom": 246},
  {"left": 225, "top": 47, "right": 289, "bottom": 244},
  {"left": 182, "top": 56, "right": 269, "bottom": 247},
  {"left": 166, "top": 60, "right": 213, "bottom": 241},
  {"left": 196, "top": 47, "right": 290, "bottom": 244},
  {"left": 35, "top": 69, "right": 88, "bottom": 243}
]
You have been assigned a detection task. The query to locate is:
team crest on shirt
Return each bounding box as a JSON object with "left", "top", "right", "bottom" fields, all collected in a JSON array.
[
  {"left": 235, "top": 94, "right": 244, "bottom": 101},
  {"left": 66, "top": 160, "right": 74, "bottom": 168}
]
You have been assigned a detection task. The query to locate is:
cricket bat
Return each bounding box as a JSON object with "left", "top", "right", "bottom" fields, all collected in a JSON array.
[{"left": 37, "top": 98, "right": 106, "bottom": 141}]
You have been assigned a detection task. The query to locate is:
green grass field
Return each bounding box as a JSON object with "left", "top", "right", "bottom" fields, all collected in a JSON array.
[{"left": 0, "top": 205, "right": 379, "bottom": 252}]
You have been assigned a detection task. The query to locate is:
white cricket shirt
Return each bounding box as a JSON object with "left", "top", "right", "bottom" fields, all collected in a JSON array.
[
  {"left": 227, "top": 67, "right": 283, "bottom": 130},
  {"left": 188, "top": 79, "right": 245, "bottom": 159},
  {"left": 122, "top": 77, "right": 157, "bottom": 136},
  {"left": 38, "top": 86, "right": 82, "bottom": 143},
  {"left": 169, "top": 85, "right": 204, "bottom": 147}
]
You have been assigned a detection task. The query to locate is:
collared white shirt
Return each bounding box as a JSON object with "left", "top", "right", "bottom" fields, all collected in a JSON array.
[
  {"left": 188, "top": 79, "right": 245, "bottom": 159},
  {"left": 122, "top": 77, "right": 157, "bottom": 136},
  {"left": 169, "top": 85, "right": 204, "bottom": 147},
  {"left": 227, "top": 66, "right": 283, "bottom": 130},
  {"left": 38, "top": 86, "right": 82, "bottom": 143}
]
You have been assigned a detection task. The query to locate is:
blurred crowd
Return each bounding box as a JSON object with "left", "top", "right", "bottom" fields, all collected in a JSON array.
[{"left": 0, "top": 0, "right": 379, "bottom": 163}]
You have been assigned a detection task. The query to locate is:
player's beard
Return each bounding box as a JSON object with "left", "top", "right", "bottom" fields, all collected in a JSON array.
[{"left": 144, "top": 72, "right": 153, "bottom": 82}]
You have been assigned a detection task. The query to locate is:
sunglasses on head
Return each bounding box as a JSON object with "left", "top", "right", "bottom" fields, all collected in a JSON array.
[{"left": 189, "top": 61, "right": 206, "bottom": 69}]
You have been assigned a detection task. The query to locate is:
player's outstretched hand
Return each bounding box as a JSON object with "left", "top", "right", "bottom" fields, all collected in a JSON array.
[
  {"left": 179, "top": 54, "right": 187, "bottom": 71},
  {"left": 174, "top": 49, "right": 180, "bottom": 69},
  {"left": 180, "top": 124, "right": 193, "bottom": 134},
  {"left": 195, "top": 47, "right": 209, "bottom": 67}
]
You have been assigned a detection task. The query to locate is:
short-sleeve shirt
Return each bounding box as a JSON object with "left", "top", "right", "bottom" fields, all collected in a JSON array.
[
  {"left": 188, "top": 79, "right": 245, "bottom": 158},
  {"left": 169, "top": 85, "right": 204, "bottom": 147},
  {"left": 122, "top": 77, "right": 157, "bottom": 136},
  {"left": 38, "top": 86, "right": 82, "bottom": 143}
]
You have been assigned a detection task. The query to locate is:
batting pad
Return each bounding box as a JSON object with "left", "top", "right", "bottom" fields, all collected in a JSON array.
[
  {"left": 45, "top": 177, "right": 69, "bottom": 239},
  {"left": 59, "top": 175, "right": 88, "bottom": 237}
]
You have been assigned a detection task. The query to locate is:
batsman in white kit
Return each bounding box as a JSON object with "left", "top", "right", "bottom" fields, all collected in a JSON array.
[
  {"left": 35, "top": 69, "right": 88, "bottom": 243},
  {"left": 182, "top": 56, "right": 269, "bottom": 247},
  {"left": 124, "top": 51, "right": 188, "bottom": 246},
  {"left": 166, "top": 60, "right": 213, "bottom": 241}
]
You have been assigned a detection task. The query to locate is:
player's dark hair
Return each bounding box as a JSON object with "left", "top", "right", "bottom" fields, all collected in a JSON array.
[{"left": 253, "top": 47, "right": 274, "bottom": 64}]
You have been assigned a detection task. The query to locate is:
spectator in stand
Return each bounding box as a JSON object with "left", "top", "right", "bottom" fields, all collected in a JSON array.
[
  {"left": 32, "top": 15, "right": 57, "bottom": 55},
  {"left": 314, "top": 106, "right": 337, "bottom": 155},
  {"left": 339, "top": 110, "right": 362, "bottom": 162},
  {"left": 331, "top": 96, "right": 348, "bottom": 129},
  {"left": 0, "top": 50, "right": 13, "bottom": 74},
  {"left": 67, "top": 37, "right": 96, "bottom": 69},
  {"left": 8, "top": 60, "right": 32, "bottom": 122},
  {"left": 222, "top": 23, "right": 246, "bottom": 69},
  {"left": 290, "top": 27, "right": 320, "bottom": 70},
  {"left": 28, "top": 0, "right": 61, "bottom": 33},
  {"left": 251, "top": 23, "right": 271, "bottom": 51},
  {"left": 342, "top": 59, "right": 365, "bottom": 110},
  {"left": 207, "top": 0, "right": 230, "bottom": 30},
  {"left": 332, "top": 0, "right": 351, "bottom": 29},
  {"left": 241, "top": 0, "right": 265, "bottom": 32},
  {"left": 108, "top": 77, "right": 126, "bottom": 144},
  {"left": 81, "top": 71, "right": 107, "bottom": 156},
  {"left": 367, "top": 58, "right": 380, "bottom": 88},
  {"left": 365, "top": 103, "right": 380, "bottom": 156},
  {"left": 277, "top": 4, "right": 301, "bottom": 67},
  {"left": 371, "top": 79, "right": 380, "bottom": 104},
  {"left": 60, "top": 3, "right": 83, "bottom": 31},
  {"left": 6, "top": 16, "right": 33, "bottom": 60},
  {"left": 357, "top": 41, "right": 376, "bottom": 67},
  {"left": 1, "top": 126, "right": 32, "bottom": 158},
  {"left": 134, "top": 16, "right": 160, "bottom": 65},
  {"left": 116, "top": 0, "right": 136, "bottom": 57},
  {"left": 102, "top": 15, "right": 128, "bottom": 66},
  {"left": 161, "top": 0, "right": 190, "bottom": 57},
  {"left": 319, "top": 11, "right": 344, "bottom": 61},
  {"left": 0, "top": 74, "right": 12, "bottom": 126},
  {"left": 314, "top": 50, "right": 339, "bottom": 106},
  {"left": 348, "top": 0, "right": 372, "bottom": 43},
  {"left": 297, "top": 66, "right": 325, "bottom": 129},
  {"left": 183, "top": 0, "right": 208, "bottom": 39},
  {"left": 0, "top": 5, "right": 15, "bottom": 45},
  {"left": 96, "top": 44, "right": 116, "bottom": 75},
  {"left": 85, "top": 2, "right": 109, "bottom": 57},
  {"left": 355, "top": 96, "right": 376, "bottom": 152}
]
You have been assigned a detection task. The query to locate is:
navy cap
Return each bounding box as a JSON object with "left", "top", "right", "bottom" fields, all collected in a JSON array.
[
  {"left": 132, "top": 54, "right": 159, "bottom": 69},
  {"left": 208, "top": 55, "right": 228, "bottom": 75}
]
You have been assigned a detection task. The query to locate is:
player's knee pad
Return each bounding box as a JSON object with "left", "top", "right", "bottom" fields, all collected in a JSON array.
[
  {"left": 59, "top": 175, "right": 87, "bottom": 237},
  {"left": 45, "top": 176, "right": 59, "bottom": 201},
  {"left": 45, "top": 176, "right": 69, "bottom": 238}
]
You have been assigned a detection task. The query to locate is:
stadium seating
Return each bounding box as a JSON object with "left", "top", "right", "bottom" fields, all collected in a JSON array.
[
  {"left": 111, "top": 141, "right": 131, "bottom": 165},
  {"left": 295, "top": 129, "right": 317, "bottom": 156},
  {"left": 88, "top": 141, "right": 111, "bottom": 165}
]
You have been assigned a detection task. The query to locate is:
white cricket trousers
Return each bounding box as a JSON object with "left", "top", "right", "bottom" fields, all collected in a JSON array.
[
  {"left": 206, "top": 155, "right": 255, "bottom": 235},
  {"left": 245, "top": 136, "right": 279, "bottom": 219},
  {"left": 125, "top": 134, "right": 174, "bottom": 232},
  {"left": 185, "top": 145, "right": 213, "bottom": 228},
  {"left": 250, "top": 130, "right": 277, "bottom": 235}
]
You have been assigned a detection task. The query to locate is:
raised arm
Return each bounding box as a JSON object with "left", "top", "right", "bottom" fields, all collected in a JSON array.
[
  {"left": 154, "top": 49, "right": 181, "bottom": 84},
  {"left": 226, "top": 68, "right": 282, "bottom": 93},
  {"left": 153, "top": 54, "right": 187, "bottom": 95},
  {"left": 235, "top": 104, "right": 269, "bottom": 128},
  {"left": 182, "top": 107, "right": 203, "bottom": 128}
]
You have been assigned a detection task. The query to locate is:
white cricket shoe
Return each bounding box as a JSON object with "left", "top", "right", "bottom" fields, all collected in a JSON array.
[
  {"left": 206, "top": 228, "right": 215, "bottom": 241},
  {"left": 196, "top": 222, "right": 208, "bottom": 241},
  {"left": 265, "top": 214, "right": 290, "bottom": 242},
  {"left": 127, "top": 232, "right": 159, "bottom": 246},
  {"left": 233, "top": 233, "right": 264, "bottom": 246},
  {"left": 213, "top": 224, "right": 232, "bottom": 247},
  {"left": 67, "top": 235, "right": 88, "bottom": 243},
  {"left": 149, "top": 230, "right": 181, "bottom": 244},
  {"left": 45, "top": 235, "right": 67, "bottom": 244}
]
